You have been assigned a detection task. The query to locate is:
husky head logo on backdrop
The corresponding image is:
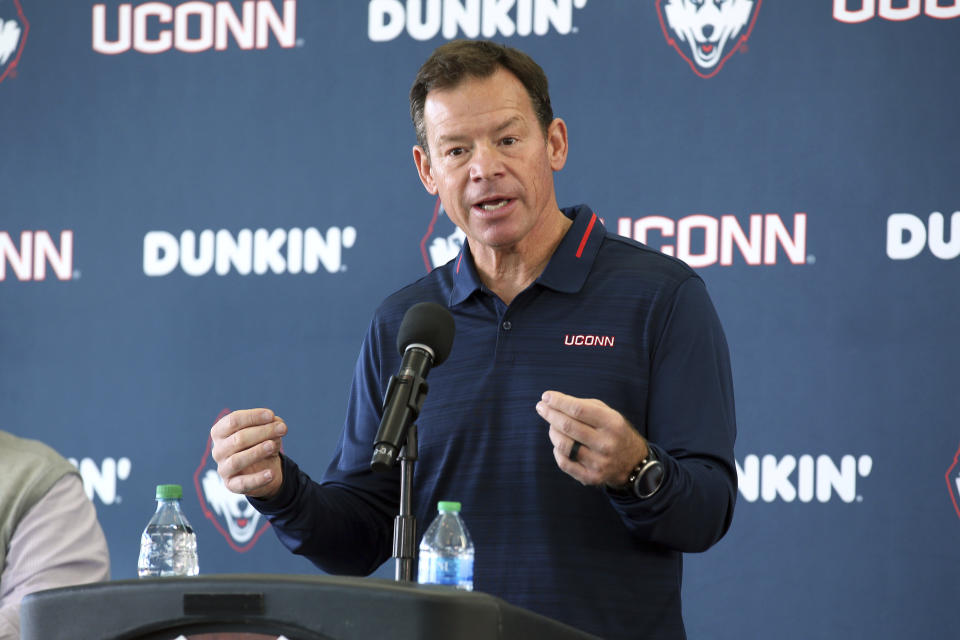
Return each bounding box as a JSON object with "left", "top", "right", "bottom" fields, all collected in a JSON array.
[
  {"left": 657, "top": 0, "right": 761, "bottom": 78},
  {"left": 193, "top": 410, "right": 271, "bottom": 552},
  {"left": 0, "top": 0, "right": 28, "bottom": 85},
  {"left": 420, "top": 197, "right": 466, "bottom": 272}
]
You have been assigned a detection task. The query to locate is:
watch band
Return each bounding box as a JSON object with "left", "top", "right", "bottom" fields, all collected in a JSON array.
[{"left": 624, "top": 446, "right": 665, "bottom": 499}]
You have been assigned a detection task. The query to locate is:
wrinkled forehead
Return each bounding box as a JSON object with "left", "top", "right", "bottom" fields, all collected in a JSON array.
[
  {"left": 423, "top": 69, "right": 535, "bottom": 130},
  {"left": 424, "top": 68, "right": 535, "bottom": 124}
]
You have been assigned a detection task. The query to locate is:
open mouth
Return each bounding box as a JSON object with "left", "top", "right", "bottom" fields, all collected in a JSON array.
[
  {"left": 474, "top": 198, "right": 513, "bottom": 212},
  {"left": 699, "top": 43, "right": 715, "bottom": 55}
]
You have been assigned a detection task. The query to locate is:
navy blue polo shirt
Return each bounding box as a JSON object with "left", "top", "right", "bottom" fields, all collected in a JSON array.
[{"left": 254, "top": 204, "right": 737, "bottom": 640}]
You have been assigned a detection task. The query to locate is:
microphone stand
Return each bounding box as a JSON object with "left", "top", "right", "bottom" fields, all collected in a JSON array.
[
  {"left": 393, "top": 424, "right": 418, "bottom": 582},
  {"left": 373, "top": 367, "right": 430, "bottom": 582}
]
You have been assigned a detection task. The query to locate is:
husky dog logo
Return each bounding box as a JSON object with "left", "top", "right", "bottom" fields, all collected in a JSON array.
[
  {"left": 657, "top": 0, "right": 761, "bottom": 78},
  {"left": 947, "top": 442, "right": 960, "bottom": 523},
  {"left": 193, "top": 409, "right": 271, "bottom": 552},
  {"left": 0, "top": 0, "right": 28, "bottom": 84},
  {"left": 420, "top": 197, "right": 466, "bottom": 272}
]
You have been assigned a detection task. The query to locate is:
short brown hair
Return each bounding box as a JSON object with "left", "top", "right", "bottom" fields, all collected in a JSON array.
[{"left": 410, "top": 40, "right": 554, "bottom": 155}]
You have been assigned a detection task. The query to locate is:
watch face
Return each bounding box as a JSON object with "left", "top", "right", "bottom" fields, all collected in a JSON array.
[{"left": 634, "top": 460, "right": 665, "bottom": 499}]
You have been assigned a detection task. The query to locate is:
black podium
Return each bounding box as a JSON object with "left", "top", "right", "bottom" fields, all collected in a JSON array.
[{"left": 21, "top": 574, "right": 601, "bottom": 640}]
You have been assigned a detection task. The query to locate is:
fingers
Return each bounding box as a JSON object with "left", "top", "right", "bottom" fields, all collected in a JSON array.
[
  {"left": 538, "top": 391, "right": 619, "bottom": 431},
  {"left": 210, "top": 408, "right": 286, "bottom": 499},
  {"left": 536, "top": 393, "right": 602, "bottom": 450},
  {"left": 548, "top": 430, "right": 596, "bottom": 486},
  {"left": 538, "top": 390, "right": 647, "bottom": 487},
  {"left": 212, "top": 418, "right": 285, "bottom": 462},
  {"left": 544, "top": 414, "right": 595, "bottom": 484},
  {"left": 211, "top": 408, "right": 275, "bottom": 440},
  {"left": 217, "top": 433, "right": 281, "bottom": 479},
  {"left": 218, "top": 431, "right": 284, "bottom": 499},
  {"left": 223, "top": 464, "right": 277, "bottom": 496},
  {"left": 537, "top": 393, "right": 600, "bottom": 482},
  {"left": 547, "top": 424, "right": 584, "bottom": 460}
]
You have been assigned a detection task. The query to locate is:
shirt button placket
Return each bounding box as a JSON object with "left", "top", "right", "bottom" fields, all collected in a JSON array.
[{"left": 499, "top": 318, "right": 515, "bottom": 363}]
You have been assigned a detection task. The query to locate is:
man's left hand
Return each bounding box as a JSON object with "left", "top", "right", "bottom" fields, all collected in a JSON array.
[{"left": 536, "top": 390, "right": 648, "bottom": 488}]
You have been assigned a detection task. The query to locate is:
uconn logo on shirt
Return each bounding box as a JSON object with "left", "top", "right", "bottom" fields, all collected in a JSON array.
[{"left": 564, "top": 334, "right": 615, "bottom": 347}]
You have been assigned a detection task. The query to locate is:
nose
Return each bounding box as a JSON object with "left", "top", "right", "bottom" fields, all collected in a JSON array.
[
  {"left": 469, "top": 143, "right": 505, "bottom": 181},
  {"left": 701, "top": 24, "right": 714, "bottom": 39}
]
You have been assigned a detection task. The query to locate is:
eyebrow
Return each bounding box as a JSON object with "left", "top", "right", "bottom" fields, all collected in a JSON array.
[
  {"left": 492, "top": 116, "right": 523, "bottom": 133},
  {"left": 433, "top": 116, "right": 526, "bottom": 147}
]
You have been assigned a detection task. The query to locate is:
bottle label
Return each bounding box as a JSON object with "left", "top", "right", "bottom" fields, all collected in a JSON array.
[{"left": 418, "top": 552, "right": 473, "bottom": 589}]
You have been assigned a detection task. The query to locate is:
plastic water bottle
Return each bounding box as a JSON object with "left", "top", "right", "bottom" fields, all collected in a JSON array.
[
  {"left": 137, "top": 484, "right": 199, "bottom": 577},
  {"left": 417, "top": 501, "right": 474, "bottom": 590}
]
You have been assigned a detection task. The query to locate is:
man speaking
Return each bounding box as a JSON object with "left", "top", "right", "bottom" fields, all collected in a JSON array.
[{"left": 211, "top": 40, "right": 737, "bottom": 639}]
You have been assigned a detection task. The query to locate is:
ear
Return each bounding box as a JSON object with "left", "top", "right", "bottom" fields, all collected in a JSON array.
[
  {"left": 546, "top": 118, "right": 568, "bottom": 172},
  {"left": 412, "top": 145, "right": 438, "bottom": 195}
]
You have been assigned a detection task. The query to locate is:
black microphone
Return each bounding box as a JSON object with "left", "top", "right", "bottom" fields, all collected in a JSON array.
[{"left": 371, "top": 302, "right": 455, "bottom": 473}]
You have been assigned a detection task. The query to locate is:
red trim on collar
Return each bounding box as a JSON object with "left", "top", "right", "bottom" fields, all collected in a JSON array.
[
  {"left": 575, "top": 212, "right": 597, "bottom": 258},
  {"left": 456, "top": 250, "right": 463, "bottom": 274}
]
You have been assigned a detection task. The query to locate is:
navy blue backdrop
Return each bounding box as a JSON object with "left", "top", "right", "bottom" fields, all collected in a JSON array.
[{"left": 2, "top": 1, "right": 959, "bottom": 637}]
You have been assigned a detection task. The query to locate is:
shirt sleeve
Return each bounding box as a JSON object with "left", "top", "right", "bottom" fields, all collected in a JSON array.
[
  {"left": 608, "top": 275, "right": 738, "bottom": 552},
  {"left": 0, "top": 473, "right": 111, "bottom": 639}
]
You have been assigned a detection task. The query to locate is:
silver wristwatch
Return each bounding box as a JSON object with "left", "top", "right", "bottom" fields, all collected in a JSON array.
[{"left": 624, "top": 446, "right": 665, "bottom": 499}]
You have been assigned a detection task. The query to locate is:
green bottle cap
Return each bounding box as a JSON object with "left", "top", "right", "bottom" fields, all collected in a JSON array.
[
  {"left": 437, "top": 501, "right": 461, "bottom": 512},
  {"left": 155, "top": 484, "right": 183, "bottom": 499}
]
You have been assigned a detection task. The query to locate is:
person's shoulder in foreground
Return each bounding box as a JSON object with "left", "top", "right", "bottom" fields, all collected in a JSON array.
[{"left": 0, "top": 431, "right": 110, "bottom": 640}]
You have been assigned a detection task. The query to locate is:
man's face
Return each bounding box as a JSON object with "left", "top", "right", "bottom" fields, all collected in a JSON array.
[{"left": 413, "top": 68, "right": 567, "bottom": 254}]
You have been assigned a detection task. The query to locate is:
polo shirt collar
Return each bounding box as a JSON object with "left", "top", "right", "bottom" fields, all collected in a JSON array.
[
  {"left": 448, "top": 244, "right": 484, "bottom": 307},
  {"left": 536, "top": 204, "right": 603, "bottom": 294},
  {"left": 447, "top": 204, "right": 603, "bottom": 306}
]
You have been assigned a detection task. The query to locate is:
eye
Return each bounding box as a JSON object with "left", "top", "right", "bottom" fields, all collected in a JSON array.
[
  {"left": 447, "top": 147, "right": 465, "bottom": 158},
  {"left": 500, "top": 136, "right": 518, "bottom": 146}
]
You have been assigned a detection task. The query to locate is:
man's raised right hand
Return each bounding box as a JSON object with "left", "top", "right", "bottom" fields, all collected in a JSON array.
[{"left": 211, "top": 408, "right": 286, "bottom": 500}]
